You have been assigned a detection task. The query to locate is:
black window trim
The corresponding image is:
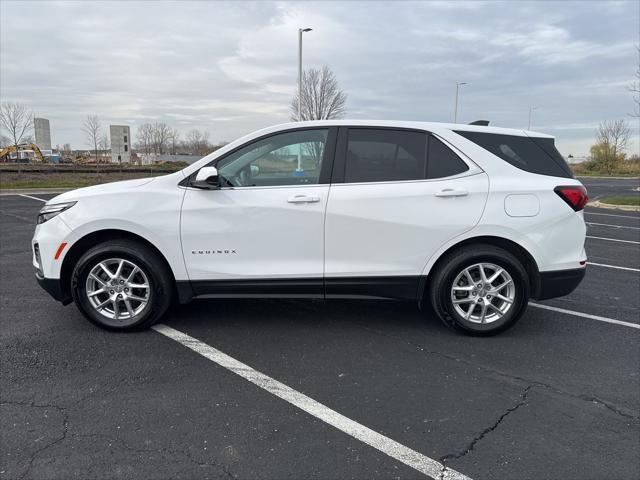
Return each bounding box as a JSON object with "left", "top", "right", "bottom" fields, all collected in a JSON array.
[
  {"left": 331, "top": 126, "right": 481, "bottom": 185},
  {"left": 180, "top": 126, "right": 338, "bottom": 189}
]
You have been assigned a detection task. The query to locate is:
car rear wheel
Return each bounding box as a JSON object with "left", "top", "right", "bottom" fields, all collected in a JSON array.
[
  {"left": 71, "top": 239, "right": 173, "bottom": 331},
  {"left": 429, "top": 245, "right": 529, "bottom": 335}
]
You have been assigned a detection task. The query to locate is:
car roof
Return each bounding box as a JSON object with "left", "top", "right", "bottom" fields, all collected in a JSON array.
[{"left": 269, "top": 119, "right": 554, "bottom": 139}]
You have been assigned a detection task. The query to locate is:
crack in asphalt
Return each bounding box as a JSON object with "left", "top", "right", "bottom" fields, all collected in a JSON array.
[
  {"left": 0, "top": 399, "right": 70, "bottom": 480},
  {"left": 350, "top": 320, "right": 639, "bottom": 420},
  {"left": 437, "top": 384, "right": 534, "bottom": 480},
  {"left": 1, "top": 398, "right": 236, "bottom": 480}
]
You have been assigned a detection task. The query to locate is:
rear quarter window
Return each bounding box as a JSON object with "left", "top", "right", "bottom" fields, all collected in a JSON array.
[
  {"left": 427, "top": 135, "right": 469, "bottom": 179},
  {"left": 454, "top": 131, "right": 573, "bottom": 178}
]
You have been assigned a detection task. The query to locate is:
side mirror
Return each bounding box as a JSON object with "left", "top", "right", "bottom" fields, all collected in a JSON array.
[{"left": 192, "top": 166, "right": 220, "bottom": 189}]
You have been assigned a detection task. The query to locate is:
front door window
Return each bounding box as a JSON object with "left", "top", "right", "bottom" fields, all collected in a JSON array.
[{"left": 216, "top": 129, "right": 328, "bottom": 187}]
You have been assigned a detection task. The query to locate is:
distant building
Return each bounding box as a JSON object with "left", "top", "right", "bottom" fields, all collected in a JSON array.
[
  {"left": 110, "top": 125, "right": 131, "bottom": 163},
  {"left": 34, "top": 118, "right": 52, "bottom": 150}
]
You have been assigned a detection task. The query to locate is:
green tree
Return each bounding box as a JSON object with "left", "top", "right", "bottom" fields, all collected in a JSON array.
[{"left": 586, "top": 120, "right": 630, "bottom": 175}]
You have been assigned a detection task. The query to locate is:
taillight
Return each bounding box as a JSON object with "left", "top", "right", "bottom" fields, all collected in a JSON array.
[{"left": 554, "top": 185, "right": 588, "bottom": 211}]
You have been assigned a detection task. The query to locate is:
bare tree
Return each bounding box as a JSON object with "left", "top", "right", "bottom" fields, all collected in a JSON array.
[
  {"left": 290, "top": 66, "right": 347, "bottom": 121},
  {"left": 0, "top": 102, "right": 33, "bottom": 169},
  {"left": 186, "top": 129, "right": 211, "bottom": 156},
  {"left": 99, "top": 133, "right": 110, "bottom": 163},
  {"left": 168, "top": 127, "right": 180, "bottom": 155},
  {"left": 592, "top": 120, "right": 631, "bottom": 175},
  {"left": 83, "top": 115, "right": 102, "bottom": 172},
  {"left": 151, "top": 122, "right": 171, "bottom": 155},
  {"left": 136, "top": 123, "right": 153, "bottom": 162}
]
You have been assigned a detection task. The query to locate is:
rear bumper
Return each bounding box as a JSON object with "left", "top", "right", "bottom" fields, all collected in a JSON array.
[
  {"left": 36, "top": 273, "right": 71, "bottom": 305},
  {"left": 533, "top": 267, "right": 586, "bottom": 301}
]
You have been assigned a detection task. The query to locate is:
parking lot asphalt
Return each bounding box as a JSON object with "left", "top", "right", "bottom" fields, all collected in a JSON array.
[
  {"left": 1, "top": 187, "right": 639, "bottom": 480},
  {"left": 578, "top": 176, "right": 640, "bottom": 201}
]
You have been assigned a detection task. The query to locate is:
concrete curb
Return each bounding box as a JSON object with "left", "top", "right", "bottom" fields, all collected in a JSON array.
[
  {"left": 576, "top": 175, "right": 640, "bottom": 180},
  {"left": 588, "top": 200, "right": 640, "bottom": 212},
  {"left": 0, "top": 188, "right": 73, "bottom": 195}
]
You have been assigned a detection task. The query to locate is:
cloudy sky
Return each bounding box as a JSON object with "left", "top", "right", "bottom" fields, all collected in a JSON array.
[{"left": 1, "top": 0, "right": 638, "bottom": 156}]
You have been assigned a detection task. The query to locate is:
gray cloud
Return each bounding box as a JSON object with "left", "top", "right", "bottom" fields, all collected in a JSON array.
[{"left": 1, "top": 0, "right": 638, "bottom": 156}]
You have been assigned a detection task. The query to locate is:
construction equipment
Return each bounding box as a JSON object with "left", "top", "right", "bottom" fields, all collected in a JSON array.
[{"left": 0, "top": 143, "right": 45, "bottom": 162}]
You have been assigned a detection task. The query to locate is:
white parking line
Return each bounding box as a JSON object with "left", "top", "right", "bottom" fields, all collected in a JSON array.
[
  {"left": 152, "top": 324, "right": 472, "bottom": 480},
  {"left": 18, "top": 194, "right": 46, "bottom": 202},
  {"left": 585, "top": 211, "right": 640, "bottom": 219},
  {"left": 586, "top": 222, "right": 640, "bottom": 230},
  {"left": 586, "top": 235, "right": 640, "bottom": 244},
  {"left": 587, "top": 262, "right": 640, "bottom": 272},
  {"left": 529, "top": 303, "right": 640, "bottom": 330}
]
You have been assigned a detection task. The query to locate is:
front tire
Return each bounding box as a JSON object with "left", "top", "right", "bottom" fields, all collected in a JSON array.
[
  {"left": 429, "top": 244, "right": 529, "bottom": 336},
  {"left": 71, "top": 239, "right": 173, "bottom": 331}
]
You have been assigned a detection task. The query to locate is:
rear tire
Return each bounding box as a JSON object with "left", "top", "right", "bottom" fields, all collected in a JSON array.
[
  {"left": 429, "top": 244, "right": 529, "bottom": 336},
  {"left": 71, "top": 239, "right": 173, "bottom": 331}
]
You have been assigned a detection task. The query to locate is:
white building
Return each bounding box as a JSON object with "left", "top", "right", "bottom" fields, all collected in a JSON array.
[
  {"left": 110, "top": 125, "right": 131, "bottom": 163},
  {"left": 34, "top": 118, "right": 52, "bottom": 150}
]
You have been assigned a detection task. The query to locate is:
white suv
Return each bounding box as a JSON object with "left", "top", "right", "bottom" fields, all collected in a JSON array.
[{"left": 32, "top": 120, "right": 587, "bottom": 335}]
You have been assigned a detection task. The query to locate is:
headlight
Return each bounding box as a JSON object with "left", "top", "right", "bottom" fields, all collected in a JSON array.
[{"left": 37, "top": 201, "right": 77, "bottom": 224}]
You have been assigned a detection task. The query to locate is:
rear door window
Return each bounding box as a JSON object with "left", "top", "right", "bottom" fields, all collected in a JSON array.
[
  {"left": 454, "top": 131, "right": 572, "bottom": 178},
  {"left": 344, "top": 128, "right": 427, "bottom": 183}
]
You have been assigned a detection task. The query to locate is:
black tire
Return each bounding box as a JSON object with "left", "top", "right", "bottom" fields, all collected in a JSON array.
[
  {"left": 429, "top": 244, "right": 529, "bottom": 336},
  {"left": 71, "top": 239, "right": 173, "bottom": 331}
]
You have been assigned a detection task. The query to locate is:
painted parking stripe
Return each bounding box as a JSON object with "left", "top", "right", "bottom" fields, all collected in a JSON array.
[
  {"left": 587, "top": 262, "right": 640, "bottom": 272},
  {"left": 18, "top": 194, "right": 46, "bottom": 202},
  {"left": 586, "top": 235, "right": 640, "bottom": 245},
  {"left": 529, "top": 303, "right": 640, "bottom": 330},
  {"left": 586, "top": 222, "right": 640, "bottom": 230},
  {"left": 585, "top": 211, "right": 640, "bottom": 219},
  {"left": 152, "top": 324, "right": 472, "bottom": 480}
]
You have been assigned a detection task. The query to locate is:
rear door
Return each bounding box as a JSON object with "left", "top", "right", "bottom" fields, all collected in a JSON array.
[{"left": 324, "top": 127, "right": 489, "bottom": 299}]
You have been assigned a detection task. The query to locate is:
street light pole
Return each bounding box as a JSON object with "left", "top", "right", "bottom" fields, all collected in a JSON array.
[
  {"left": 297, "top": 27, "right": 312, "bottom": 173},
  {"left": 454, "top": 82, "right": 467, "bottom": 123},
  {"left": 298, "top": 27, "right": 312, "bottom": 122},
  {"left": 528, "top": 106, "right": 537, "bottom": 130}
]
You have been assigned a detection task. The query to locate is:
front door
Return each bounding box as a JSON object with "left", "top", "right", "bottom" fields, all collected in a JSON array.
[{"left": 180, "top": 127, "right": 335, "bottom": 297}]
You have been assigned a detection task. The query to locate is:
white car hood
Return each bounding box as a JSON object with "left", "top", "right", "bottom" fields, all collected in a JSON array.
[{"left": 47, "top": 177, "right": 157, "bottom": 204}]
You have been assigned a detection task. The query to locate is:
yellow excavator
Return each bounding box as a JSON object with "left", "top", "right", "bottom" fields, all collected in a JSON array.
[{"left": 0, "top": 143, "right": 45, "bottom": 163}]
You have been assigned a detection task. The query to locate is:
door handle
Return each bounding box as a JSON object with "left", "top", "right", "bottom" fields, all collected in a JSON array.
[
  {"left": 435, "top": 189, "right": 468, "bottom": 197},
  {"left": 287, "top": 194, "right": 321, "bottom": 203}
]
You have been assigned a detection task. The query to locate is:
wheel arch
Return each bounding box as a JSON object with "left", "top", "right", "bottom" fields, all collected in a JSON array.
[
  {"left": 420, "top": 235, "right": 541, "bottom": 305},
  {"left": 59, "top": 229, "right": 182, "bottom": 305}
]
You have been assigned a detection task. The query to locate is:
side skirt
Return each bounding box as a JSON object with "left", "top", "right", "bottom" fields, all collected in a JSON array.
[{"left": 176, "top": 276, "right": 422, "bottom": 303}]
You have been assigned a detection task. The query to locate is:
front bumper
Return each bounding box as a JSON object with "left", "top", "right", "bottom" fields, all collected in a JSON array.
[
  {"left": 532, "top": 267, "right": 586, "bottom": 301},
  {"left": 36, "top": 272, "right": 71, "bottom": 305}
]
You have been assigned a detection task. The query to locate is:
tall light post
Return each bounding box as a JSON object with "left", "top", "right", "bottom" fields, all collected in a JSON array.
[
  {"left": 454, "top": 82, "right": 467, "bottom": 123},
  {"left": 528, "top": 106, "right": 537, "bottom": 130},
  {"left": 298, "top": 27, "right": 312, "bottom": 122},
  {"left": 296, "top": 27, "right": 312, "bottom": 174}
]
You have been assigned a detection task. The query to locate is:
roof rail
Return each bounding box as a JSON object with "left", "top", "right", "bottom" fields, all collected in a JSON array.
[{"left": 468, "top": 120, "right": 490, "bottom": 126}]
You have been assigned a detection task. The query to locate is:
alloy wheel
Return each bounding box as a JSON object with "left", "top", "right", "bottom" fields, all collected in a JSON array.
[
  {"left": 450, "top": 262, "right": 515, "bottom": 324},
  {"left": 85, "top": 258, "right": 150, "bottom": 322}
]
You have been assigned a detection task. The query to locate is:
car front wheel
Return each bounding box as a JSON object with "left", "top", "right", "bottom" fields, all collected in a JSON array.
[{"left": 71, "top": 239, "right": 173, "bottom": 331}]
